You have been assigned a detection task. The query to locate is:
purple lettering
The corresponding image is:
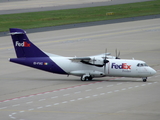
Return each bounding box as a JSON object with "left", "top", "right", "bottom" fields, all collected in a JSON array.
[{"left": 111, "top": 63, "right": 131, "bottom": 69}]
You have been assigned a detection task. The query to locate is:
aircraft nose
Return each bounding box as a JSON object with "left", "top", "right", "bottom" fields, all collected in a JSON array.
[{"left": 150, "top": 68, "right": 157, "bottom": 76}]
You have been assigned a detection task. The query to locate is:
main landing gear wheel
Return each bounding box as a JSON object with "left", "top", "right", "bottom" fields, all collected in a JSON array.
[
  {"left": 85, "top": 77, "right": 89, "bottom": 81},
  {"left": 81, "top": 76, "right": 93, "bottom": 81},
  {"left": 88, "top": 76, "right": 93, "bottom": 81},
  {"left": 142, "top": 77, "right": 147, "bottom": 82},
  {"left": 81, "top": 76, "right": 86, "bottom": 81}
]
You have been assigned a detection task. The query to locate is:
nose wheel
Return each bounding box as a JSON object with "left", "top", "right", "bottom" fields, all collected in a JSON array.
[{"left": 142, "top": 77, "right": 147, "bottom": 82}]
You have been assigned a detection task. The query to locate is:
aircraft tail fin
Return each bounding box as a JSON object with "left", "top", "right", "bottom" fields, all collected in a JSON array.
[{"left": 9, "top": 28, "right": 48, "bottom": 58}]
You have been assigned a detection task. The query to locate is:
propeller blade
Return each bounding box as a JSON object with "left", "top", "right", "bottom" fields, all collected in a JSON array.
[
  {"left": 93, "top": 57, "right": 95, "bottom": 64},
  {"left": 116, "top": 49, "right": 117, "bottom": 58},
  {"left": 118, "top": 51, "right": 120, "bottom": 58},
  {"left": 115, "top": 49, "right": 120, "bottom": 59},
  {"left": 103, "top": 48, "right": 109, "bottom": 75},
  {"left": 104, "top": 48, "right": 107, "bottom": 59},
  {"left": 104, "top": 64, "right": 106, "bottom": 74}
]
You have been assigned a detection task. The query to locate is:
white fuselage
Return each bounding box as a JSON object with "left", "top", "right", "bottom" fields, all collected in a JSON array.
[{"left": 50, "top": 57, "right": 156, "bottom": 78}]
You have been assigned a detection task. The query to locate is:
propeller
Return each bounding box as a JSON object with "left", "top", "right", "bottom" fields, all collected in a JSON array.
[
  {"left": 115, "top": 49, "right": 120, "bottom": 59},
  {"left": 93, "top": 57, "right": 96, "bottom": 64},
  {"left": 103, "top": 49, "right": 109, "bottom": 74}
]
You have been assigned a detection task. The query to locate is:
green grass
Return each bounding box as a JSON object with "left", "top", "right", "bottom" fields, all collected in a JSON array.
[{"left": 0, "top": 0, "right": 160, "bottom": 32}]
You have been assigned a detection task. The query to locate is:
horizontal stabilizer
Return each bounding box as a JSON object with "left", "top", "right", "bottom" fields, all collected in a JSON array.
[{"left": 9, "top": 32, "right": 25, "bottom": 35}]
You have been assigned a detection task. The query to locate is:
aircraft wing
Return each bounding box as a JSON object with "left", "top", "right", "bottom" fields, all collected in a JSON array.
[
  {"left": 69, "top": 52, "right": 115, "bottom": 67},
  {"left": 69, "top": 53, "right": 111, "bottom": 62},
  {"left": 70, "top": 57, "right": 91, "bottom": 62},
  {"left": 70, "top": 56, "right": 105, "bottom": 67}
]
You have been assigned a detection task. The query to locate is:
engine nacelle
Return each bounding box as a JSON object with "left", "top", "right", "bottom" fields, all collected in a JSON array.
[{"left": 89, "top": 58, "right": 104, "bottom": 66}]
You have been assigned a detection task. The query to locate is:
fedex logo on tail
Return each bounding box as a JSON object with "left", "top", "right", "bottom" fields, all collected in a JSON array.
[
  {"left": 15, "top": 41, "right": 30, "bottom": 47},
  {"left": 111, "top": 63, "right": 131, "bottom": 69}
]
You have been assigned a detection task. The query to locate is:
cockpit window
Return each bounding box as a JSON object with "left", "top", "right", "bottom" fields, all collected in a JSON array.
[
  {"left": 137, "top": 63, "right": 148, "bottom": 67},
  {"left": 144, "top": 63, "right": 148, "bottom": 66}
]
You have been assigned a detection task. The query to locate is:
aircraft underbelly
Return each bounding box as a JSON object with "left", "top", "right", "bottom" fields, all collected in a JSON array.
[{"left": 69, "top": 62, "right": 105, "bottom": 76}]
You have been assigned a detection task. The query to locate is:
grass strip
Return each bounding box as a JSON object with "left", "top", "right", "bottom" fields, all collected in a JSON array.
[{"left": 0, "top": 0, "right": 160, "bottom": 32}]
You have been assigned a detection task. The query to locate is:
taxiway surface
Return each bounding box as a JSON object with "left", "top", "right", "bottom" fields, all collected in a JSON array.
[{"left": 0, "top": 18, "right": 160, "bottom": 120}]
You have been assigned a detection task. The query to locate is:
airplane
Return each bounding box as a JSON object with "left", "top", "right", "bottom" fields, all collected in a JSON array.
[{"left": 9, "top": 28, "right": 156, "bottom": 82}]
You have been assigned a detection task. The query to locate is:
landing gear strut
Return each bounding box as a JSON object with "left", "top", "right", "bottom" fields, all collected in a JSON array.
[{"left": 142, "top": 77, "right": 147, "bottom": 82}]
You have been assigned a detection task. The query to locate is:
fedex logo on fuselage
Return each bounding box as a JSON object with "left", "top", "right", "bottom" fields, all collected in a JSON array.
[
  {"left": 15, "top": 41, "right": 30, "bottom": 47},
  {"left": 111, "top": 63, "right": 131, "bottom": 69}
]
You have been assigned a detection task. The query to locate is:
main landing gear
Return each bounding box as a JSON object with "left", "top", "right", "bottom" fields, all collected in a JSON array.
[
  {"left": 142, "top": 77, "right": 147, "bottom": 82},
  {"left": 81, "top": 75, "right": 93, "bottom": 81}
]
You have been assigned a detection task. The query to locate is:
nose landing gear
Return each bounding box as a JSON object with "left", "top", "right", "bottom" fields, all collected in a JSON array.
[{"left": 142, "top": 77, "right": 147, "bottom": 82}]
